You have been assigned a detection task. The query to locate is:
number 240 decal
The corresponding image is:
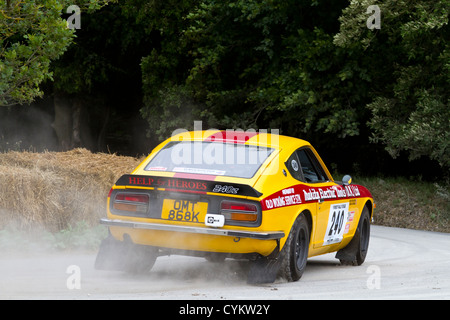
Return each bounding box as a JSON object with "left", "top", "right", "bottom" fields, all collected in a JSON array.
[{"left": 324, "top": 202, "right": 349, "bottom": 245}]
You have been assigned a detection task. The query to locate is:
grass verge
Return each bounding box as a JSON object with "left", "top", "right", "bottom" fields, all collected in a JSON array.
[{"left": 354, "top": 175, "right": 450, "bottom": 233}]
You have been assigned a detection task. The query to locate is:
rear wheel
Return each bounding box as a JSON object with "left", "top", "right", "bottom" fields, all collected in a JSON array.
[
  {"left": 279, "top": 214, "right": 310, "bottom": 282},
  {"left": 95, "top": 234, "right": 158, "bottom": 274},
  {"left": 336, "top": 205, "right": 371, "bottom": 265},
  {"left": 124, "top": 243, "right": 158, "bottom": 274},
  {"left": 356, "top": 207, "right": 371, "bottom": 265}
]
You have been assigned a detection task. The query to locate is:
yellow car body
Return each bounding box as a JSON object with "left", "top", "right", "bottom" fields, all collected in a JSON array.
[{"left": 97, "top": 130, "right": 374, "bottom": 283}]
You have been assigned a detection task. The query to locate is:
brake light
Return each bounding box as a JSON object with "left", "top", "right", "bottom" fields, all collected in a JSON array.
[
  {"left": 115, "top": 194, "right": 149, "bottom": 203},
  {"left": 221, "top": 201, "right": 257, "bottom": 212},
  {"left": 113, "top": 193, "right": 149, "bottom": 213},
  {"left": 221, "top": 201, "right": 258, "bottom": 222}
]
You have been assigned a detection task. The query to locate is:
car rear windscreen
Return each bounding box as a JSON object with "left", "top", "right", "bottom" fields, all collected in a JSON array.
[{"left": 144, "top": 141, "right": 274, "bottom": 178}]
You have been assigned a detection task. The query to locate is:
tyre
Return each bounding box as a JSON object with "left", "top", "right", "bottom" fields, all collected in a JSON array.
[
  {"left": 356, "top": 206, "right": 371, "bottom": 265},
  {"left": 95, "top": 234, "right": 158, "bottom": 274},
  {"left": 336, "top": 205, "right": 371, "bottom": 266},
  {"left": 279, "top": 213, "right": 310, "bottom": 282},
  {"left": 123, "top": 243, "right": 158, "bottom": 274}
]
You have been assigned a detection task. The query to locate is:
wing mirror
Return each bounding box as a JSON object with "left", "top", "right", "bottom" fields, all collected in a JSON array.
[{"left": 342, "top": 175, "right": 352, "bottom": 186}]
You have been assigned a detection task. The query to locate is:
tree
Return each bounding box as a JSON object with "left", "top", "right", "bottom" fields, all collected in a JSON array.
[
  {"left": 334, "top": 0, "right": 450, "bottom": 168},
  {"left": 0, "top": 0, "right": 74, "bottom": 106},
  {"left": 140, "top": 0, "right": 363, "bottom": 142},
  {"left": 135, "top": 0, "right": 201, "bottom": 142},
  {"left": 0, "top": 1, "right": 115, "bottom": 107},
  {"left": 51, "top": 0, "right": 151, "bottom": 152}
]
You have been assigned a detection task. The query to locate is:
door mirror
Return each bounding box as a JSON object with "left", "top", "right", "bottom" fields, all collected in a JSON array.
[{"left": 342, "top": 175, "right": 352, "bottom": 186}]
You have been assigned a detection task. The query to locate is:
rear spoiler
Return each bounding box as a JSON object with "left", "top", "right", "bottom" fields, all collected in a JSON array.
[{"left": 115, "top": 174, "right": 263, "bottom": 198}]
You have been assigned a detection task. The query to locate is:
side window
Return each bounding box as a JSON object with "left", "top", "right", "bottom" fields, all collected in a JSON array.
[
  {"left": 285, "top": 152, "right": 303, "bottom": 181},
  {"left": 296, "top": 149, "right": 328, "bottom": 183}
]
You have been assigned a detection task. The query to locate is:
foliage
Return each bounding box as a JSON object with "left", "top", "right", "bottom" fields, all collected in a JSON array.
[
  {"left": 355, "top": 175, "right": 450, "bottom": 232},
  {"left": 335, "top": 0, "right": 450, "bottom": 168},
  {"left": 1, "top": 0, "right": 447, "bottom": 171},
  {"left": 46, "top": 221, "right": 107, "bottom": 250},
  {"left": 137, "top": 0, "right": 448, "bottom": 171},
  {"left": 0, "top": 0, "right": 113, "bottom": 107},
  {"left": 140, "top": 0, "right": 368, "bottom": 141},
  {"left": 136, "top": 0, "right": 201, "bottom": 142},
  {"left": 53, "top": 0, "right": 142, "bottom": 95},
  {"left": 0, "top": 0, "right": 72, "bottom": 106},
  {"left": 0, "top": 221, "right": 107, "bottom": 252}
]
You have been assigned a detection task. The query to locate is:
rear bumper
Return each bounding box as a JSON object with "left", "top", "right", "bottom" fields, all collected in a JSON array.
[{"left": 99, "top": 218, "right": 285, "bottom": 240}]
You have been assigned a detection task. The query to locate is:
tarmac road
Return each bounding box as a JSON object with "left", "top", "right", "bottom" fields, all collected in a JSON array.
[{"left": 0, "top": 225, "right": 449, "bottom": 300}]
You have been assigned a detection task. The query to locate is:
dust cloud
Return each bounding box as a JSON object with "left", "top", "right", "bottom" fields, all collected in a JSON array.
[
  {"left": 0, "top": 126, "right": 252, "bottom": 299},
  {"left": 0, "top": 239, "right": 253, "bottom": 299},
  {"left": 0, "top": 214, "right": 254, "bottom": 299}
]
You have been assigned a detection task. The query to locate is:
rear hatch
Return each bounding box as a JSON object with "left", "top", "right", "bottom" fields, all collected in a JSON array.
[{"left": 109, "top": 139, "right": 279, "bottom": 228}]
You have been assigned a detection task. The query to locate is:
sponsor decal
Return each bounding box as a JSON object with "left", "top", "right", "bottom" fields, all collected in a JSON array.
[
  {"left": 261, "top": 186, "right": 302, "bottom": 210},
  {"left": 261, "top": 184, "right": 369, "bottom": 210},
  {"left": 344, "top": 210, "right": 356, "bottom": 235},
  {"left": 146, "top": 166, "right": 167, "bottom": 171},
  {"left": 212, "top": 184, "right": 240, "bottom": 194},
  {"left": 117, "top": 175, "right": 208, "bottom": 191},
  {"left": 205, "top": 214, "right": 225, "bottom": 227},
  {"left": 347, "top": 210, "right": 355, "bottom": 222},
  {"left": 115, "top": 175, "right": 262, "bottom": 197},
  {"left": 303, "top": 185, "right": 360, "bottom": 201},
  {"left": 344, "top": 223, "right": 351, "bottom": 234}
]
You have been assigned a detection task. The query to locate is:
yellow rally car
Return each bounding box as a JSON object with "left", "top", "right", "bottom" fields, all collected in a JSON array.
[{"left": 95, "top": 130, "right": 374, "bottom": 283}]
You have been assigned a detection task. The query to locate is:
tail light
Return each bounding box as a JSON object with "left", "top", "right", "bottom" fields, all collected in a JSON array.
[
  {"left": 221, "top": 200, "right": 258, "bottom": 223},
  {"left": 112, "top": 192, "right": 149, "bottom": 213}
]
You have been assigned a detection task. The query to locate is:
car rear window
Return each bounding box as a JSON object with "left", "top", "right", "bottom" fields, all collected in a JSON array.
[{"left": 144, "top": 141, "right": 274, "bottom": 178}]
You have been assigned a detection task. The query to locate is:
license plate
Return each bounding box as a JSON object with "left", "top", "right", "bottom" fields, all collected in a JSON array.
[{"left": 161, "top": 199, "right": 208, "bottom": 223}]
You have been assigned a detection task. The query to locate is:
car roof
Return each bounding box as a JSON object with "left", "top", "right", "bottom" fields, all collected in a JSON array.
[
  {"left": 168, "top": 130, "right": 310, "bottom": 149},
  {"left": 131, "top": 130, "right": 318, "bottom": 183}
]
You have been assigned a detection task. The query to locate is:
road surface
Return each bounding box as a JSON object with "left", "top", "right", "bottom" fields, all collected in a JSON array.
[{"left": 0, "top": 225, "right": 449, "bottom": 300}]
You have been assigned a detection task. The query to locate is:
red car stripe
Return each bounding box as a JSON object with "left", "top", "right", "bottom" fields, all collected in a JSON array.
[
  {"left": 204, "top": 130, "right": 258, "bottom": 144},
  {"left": 261, "top": 184, "right": 373, "bottom": 211}
]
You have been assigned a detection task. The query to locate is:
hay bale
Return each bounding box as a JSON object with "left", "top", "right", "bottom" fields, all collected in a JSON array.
[{"left": 0, "top": 149, "right": 141, "bottom": 232}]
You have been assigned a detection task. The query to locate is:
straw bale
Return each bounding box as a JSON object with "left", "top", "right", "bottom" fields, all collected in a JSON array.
[{"left": 0, "top": 149, "right": 141, "bottom": 232}]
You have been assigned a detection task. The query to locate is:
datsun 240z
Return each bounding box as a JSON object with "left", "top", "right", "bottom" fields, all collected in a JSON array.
[{"left": 95, "top": 130, "right": 374, "bottom": 283}]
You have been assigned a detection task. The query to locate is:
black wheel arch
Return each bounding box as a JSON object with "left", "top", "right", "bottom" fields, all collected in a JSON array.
[
  {"left": 300, "top": 209, "right": 313, "bottom": 241},
  {"left": 363, "top": 199, "right": 374, "bottom": 220}
]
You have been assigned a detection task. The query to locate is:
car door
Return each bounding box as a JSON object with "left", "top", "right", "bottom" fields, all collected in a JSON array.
[
  {"left": 296, "top": 148, "right": 360, "bottom": 249},
  {"left": 292, "top": 148, "right": 337, "bottom": 248},
  {"left": 285, "top": 147, "right": 355, "bottom": 249}
]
